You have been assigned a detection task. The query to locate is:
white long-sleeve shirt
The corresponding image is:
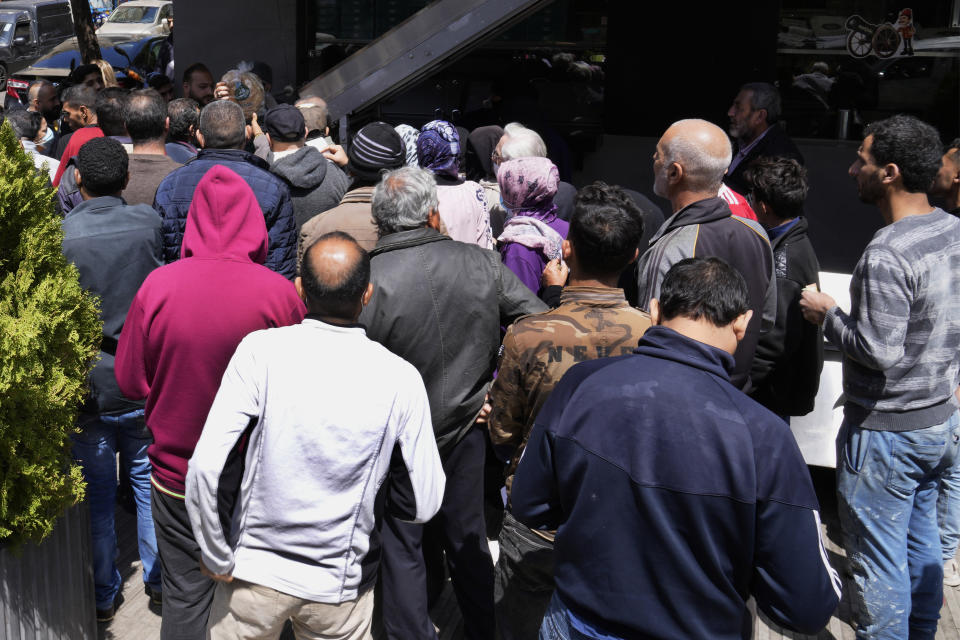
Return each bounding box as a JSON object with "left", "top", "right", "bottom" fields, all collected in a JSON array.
[{"left": 185, "top": 317, "right": 445, "bottom": 603}]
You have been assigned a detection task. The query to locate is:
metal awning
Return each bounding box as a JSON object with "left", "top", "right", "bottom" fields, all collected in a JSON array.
[{"left": 300, "top": 0, "right": 554, "bottom": 121}]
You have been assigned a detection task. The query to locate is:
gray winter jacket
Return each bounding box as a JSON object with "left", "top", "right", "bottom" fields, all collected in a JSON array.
[{"left": 270, "top": 146, "right": 350, "bottom": 233}]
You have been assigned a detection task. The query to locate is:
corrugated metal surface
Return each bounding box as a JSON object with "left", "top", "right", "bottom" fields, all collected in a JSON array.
[{"left": 0, "top": 503, "right": 96, "bottom": 640}]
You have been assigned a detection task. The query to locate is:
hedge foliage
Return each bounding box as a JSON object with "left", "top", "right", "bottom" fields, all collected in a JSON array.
[{"left": 0, "top": 120, "right": 100, "bottom": 547}]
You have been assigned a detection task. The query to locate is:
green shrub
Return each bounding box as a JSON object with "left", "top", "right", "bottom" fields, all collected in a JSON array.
[{"left": 0, "top": 120, "right": 100, "bottom": 547}]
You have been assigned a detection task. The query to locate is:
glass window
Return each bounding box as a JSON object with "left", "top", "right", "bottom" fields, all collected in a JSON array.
[
  {"left": 0, "top": 22, "right": 13, "bottom": 47},
  {"left": 777, "top": 2, "right": 959, "bottom": 141},
  {"left": 13, "top": 20, "right": 30, "bottom": 42},
  {"left": 109, "top": 6, "right": 160, "bottom": 24}
]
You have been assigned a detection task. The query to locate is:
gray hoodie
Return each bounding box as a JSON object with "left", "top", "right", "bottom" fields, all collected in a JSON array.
[{"left": 270, "top": 146, "right": 350, "bottom": 233}]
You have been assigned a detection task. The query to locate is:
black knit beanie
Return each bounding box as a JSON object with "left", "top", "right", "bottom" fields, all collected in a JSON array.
[{"left": 347, "top": 121, "right": 405, "bottom": 183}]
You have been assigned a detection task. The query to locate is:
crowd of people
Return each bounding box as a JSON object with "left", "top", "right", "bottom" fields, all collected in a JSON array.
[{"left": 6, "top": 58, "right": 960, "bottom": 640}]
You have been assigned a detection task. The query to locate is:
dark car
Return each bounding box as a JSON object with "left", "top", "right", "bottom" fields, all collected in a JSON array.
[
  {"left": 0, "top": 0, "right": 73, "bottom": 88},
  {"left": 12, "top": 33, "right": 165, "bottom": 92}
]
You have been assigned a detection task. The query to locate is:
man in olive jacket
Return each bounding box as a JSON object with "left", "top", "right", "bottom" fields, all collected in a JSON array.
[{"left": 359, "top": 167, "right": 546, "bottom": 640}]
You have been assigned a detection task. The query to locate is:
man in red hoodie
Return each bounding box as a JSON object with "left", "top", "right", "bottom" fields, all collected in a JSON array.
[{"left": 115, "top": 165, "right": 305, "bottom": 640}]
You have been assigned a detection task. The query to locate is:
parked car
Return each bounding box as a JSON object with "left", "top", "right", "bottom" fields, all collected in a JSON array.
[
  {"left": 12, "top": 33, "right": 165, "bottom": 94},
  {"left": 96, "top": 0, "right": 171, "bottom": 39},
  {"left": 0, "top": 0, "right": 72, "bottom": 88}
]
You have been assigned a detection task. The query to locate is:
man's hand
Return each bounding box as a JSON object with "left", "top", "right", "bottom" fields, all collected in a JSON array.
[
  {"left": 542, "top": 258, "right": 569, "bottom": 288},
  {"left": 799, "top": 289, "right": 837, "bottom": 326},
  {"left": 200, "top": 558, "right": 233, "bottom": 583},
  {"left": 249, "top": 112, "right": 264, "bottom": 138},
  {"left": 321, "top": 144, "right": 349, "bottom": 167},
  {"left": 475, "top": 392, "right": 492, "bottom": 425},
  {"left": 214, "top": 81, "right": 232, "bottom": 101}
]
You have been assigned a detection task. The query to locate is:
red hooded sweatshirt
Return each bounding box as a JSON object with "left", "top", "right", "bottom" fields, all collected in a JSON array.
[
  {"left": 116, "top": 165, "right": 305, "bottom": 497},
  {"left": 53, "top": 126, "right": 103, "bottom": 186}
]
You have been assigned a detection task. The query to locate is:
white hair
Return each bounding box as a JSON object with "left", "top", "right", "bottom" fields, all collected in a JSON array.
[
  {"left": 371, "top": 167, "right": 438, "bottom": 236},
  {"left": 662, "top": 119, "right": 732, "bottom": 193},
  {"left": 500, "top": 122, "right": 548, "bottom": 160}
]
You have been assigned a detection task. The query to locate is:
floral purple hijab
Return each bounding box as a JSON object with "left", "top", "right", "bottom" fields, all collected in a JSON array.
[
  {"left": 497, "top": 157, "right": 563, "bottom": 261},
  {"left": 417, "top": 120, "right": 460, "bottom": 179},
  {"left": 497, "top": 157, "right": 559, "bottom": 218}
]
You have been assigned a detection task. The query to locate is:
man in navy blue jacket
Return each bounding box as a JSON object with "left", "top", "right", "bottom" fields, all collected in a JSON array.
[
  {"left": 153, "top": 100, "right": 296, "bottom": 279},
  {"left": 513, "top": 257, "right": 841, "bottom": 639}
]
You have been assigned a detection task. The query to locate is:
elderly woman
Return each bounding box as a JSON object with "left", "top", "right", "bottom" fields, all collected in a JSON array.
[
  {"left": 417, "top": 119, "right": 493, "bottom": 248},
  {"left": 497, "top": 156, "right": 568, "bottom": 294}
]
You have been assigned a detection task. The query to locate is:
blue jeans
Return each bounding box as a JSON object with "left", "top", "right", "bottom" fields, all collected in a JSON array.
[
  {"left": 937, "top": 451, "right": 960, "bottom": 562},
  {"left": 538, "top": 594, "right": 619, "bottom": 640},
  {"left": 837, "top": 412, "right": 960, "bottom": 639},
  {"left": 71, "top": 409, "right": 160, "bottom": 609}
]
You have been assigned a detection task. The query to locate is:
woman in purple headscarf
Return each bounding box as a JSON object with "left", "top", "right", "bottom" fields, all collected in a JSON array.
[
  {"left": 417, "top": 120, "right": 493, "bottom": 249},
  {"left": 497, "top": 156, "right": 569, "bottom": 294}
]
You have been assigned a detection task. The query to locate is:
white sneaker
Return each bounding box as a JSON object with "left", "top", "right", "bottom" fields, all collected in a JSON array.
[{"left": 944, "top": 558, "right": 960, "bottom": 588}]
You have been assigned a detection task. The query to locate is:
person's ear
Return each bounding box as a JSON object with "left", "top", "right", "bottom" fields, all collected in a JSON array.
[
  {"left": 74, "top": 167, "right": 82, "bottom": 189},
  {"left": 732, "top": 309, "right": 753, "bottom": 342},
  {"left": 628, "top": 247, "right": 640, "bottom": 265},
  {"left": 164, "top": 116, "right": 170, "bottom": 134},
  {"left": 649, "top": 298, "right": 661, "bottom": 325},
  {"left": 668, "top": 162, "right": 683, "bottom": 186},
  {"left": 79, "top": 105, "right": 89, "bottom": 124},
  {"left": 294, "top": 276, "right": 307, "bottom": 303},
  {"left": 561, "top": 239, "right": 572, "bottom": 261},
  {"left": 324, "top": 125, "right": 329, "bottom": 137},
  {"left": 427, "top": 208, "right": 442, "bottom": 231},
  {"left": 195, "top": 130, "right": 206, "bottom": 149},
  {"left": 362, "top": 282, "right": 374, "bottom": 306},
  {"left": 244, "top": 124, "right": 253, "bottom": 142},
  {"left": 882, "top": 163, "right": 900, "bottom": 185}
]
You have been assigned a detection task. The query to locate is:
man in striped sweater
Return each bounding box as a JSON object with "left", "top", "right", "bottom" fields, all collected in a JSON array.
[{"left": 801, "top": 115, "right": 960, "bottom": 639}]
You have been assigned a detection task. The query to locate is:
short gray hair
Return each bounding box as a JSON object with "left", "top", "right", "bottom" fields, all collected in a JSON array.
[
  {"left": 371, "top": 167, "right": 438, "bottom": 236},
  {"left": 741, "top": 82, "right": 781, "bottom": 124},
  {"left": 199, "top": 100, "right": 246, "bottom": 149},
  {"left": 500, "top": 122, "right": 547, "bottom": 160},
  {"left": 662, "top": 119, "right": 732, "bottom": 193}
]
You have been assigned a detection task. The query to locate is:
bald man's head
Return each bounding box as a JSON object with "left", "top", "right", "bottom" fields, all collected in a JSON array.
[
  {"left": 297, "top": 232, "right": 371, "bottom": 320},
  {"left": 653, "top": 119, "right": 732, "bottom": 197}
]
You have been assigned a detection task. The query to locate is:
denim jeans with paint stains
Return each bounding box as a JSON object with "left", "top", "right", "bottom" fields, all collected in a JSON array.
[
  {"left": 937, "top": 449, "right": 960, "bottom": 562},
  {"left": 837, "top": 411, "right": 960, "bottom": 640}
]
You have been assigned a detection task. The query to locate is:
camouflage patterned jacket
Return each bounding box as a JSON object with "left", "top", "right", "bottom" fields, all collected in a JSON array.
[{"left": 489, "top": 286, "right": 651, "bottom": 498}]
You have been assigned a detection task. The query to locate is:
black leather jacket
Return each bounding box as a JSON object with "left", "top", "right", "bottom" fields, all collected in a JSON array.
[{"left": 360, "top": 228, "right": 547, "bottom": 455}]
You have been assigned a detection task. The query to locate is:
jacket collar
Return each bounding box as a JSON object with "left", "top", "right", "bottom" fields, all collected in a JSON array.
[
  {"left": 303, "top": 315, "right": 367, "bottom": 334},
  {"left": 559, "top": 286, "right": 631, "bottom": 308},
  {"left": 67, "top": 195, "right": 126, "bottom": 216},
  {"left": 194, "top": 147, "right": 269, "bottom": 171},
  {"left": 371, "top": 227, "right": 450, "bottom": 257},
  {"left": 768, "top": 216, "right": 808, "bottom": 251},
  {"left": 650, "top": 196, "right": 731, "bottom": 245},
  {"left": 340, "top": 186, "right": 375, "bottom": 204},
  {"left": 634, "top": 325, "right": 735, "bottom": 381}
]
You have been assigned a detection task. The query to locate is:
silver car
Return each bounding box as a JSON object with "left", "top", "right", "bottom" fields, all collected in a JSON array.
[{"left": 96, "top": 0, "right": 172, "bottom": 39}]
